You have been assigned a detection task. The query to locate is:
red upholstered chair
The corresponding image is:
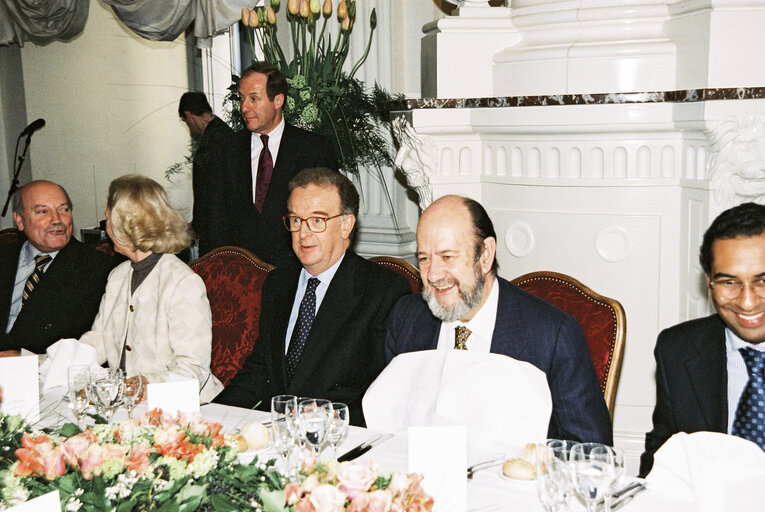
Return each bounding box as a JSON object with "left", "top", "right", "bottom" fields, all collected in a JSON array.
[
  {"left": 92, "top": 239, "right": 127, "bottom": 263},
  {"left": 369, "top": 256, "right": 423, "bottom": 293},
  {"left": 0, "top": 228, "right": 21, "bottom": 247},
  {"left": 510, "top": 271, "right": 626, "bottom": 417},
  {"left": 189, "top": 246, "right": 275, "bottom": 386}
]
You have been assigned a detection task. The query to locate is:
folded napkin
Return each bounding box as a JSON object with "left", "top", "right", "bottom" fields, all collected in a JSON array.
[
  {"left": 647, "top": 431, "right": 765, "bottom": 511},
  {"left": 40, "top": 338, "right": 100, "bottom": 391},
  {"left": 363, "top": 350, "right": 552, "bottom": 454}
]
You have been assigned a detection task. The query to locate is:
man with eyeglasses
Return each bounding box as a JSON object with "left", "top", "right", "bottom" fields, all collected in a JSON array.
[
  {"left": 214, "top": 168, "right": 410, "bottom": 426},
  {"left": 640, "top": 202, "right": 765, "bottom": 476}
]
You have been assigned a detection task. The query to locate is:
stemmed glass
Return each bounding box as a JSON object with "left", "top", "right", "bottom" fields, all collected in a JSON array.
[
  {"left": 89, "top": 368, "right": 125, "bottom": 423},
  {"left": 569, "top": 442, "right": 616, "bottom": 512},
  {"left": 604, "top": 447, "right": 625, "bottom": 511},
  {"left": 297, "top": 398, "right": 332, "bottom": 457},
  {"left": 545, "top": 439, "right": 576, "bottom": 507},
  {"left": 327, "top": 402, "right": 349, "bottom": 459},
  {"left": 67, "top": 365, "right": 90, "bottom": 429},
  {"left": 122, "top": 373, "right": 144, "bottom": 419},
  {"left": 535, "top": 443, "right": 570, "bottom": 512},
  {"left": 271, "top": 395, "right": 299, "bottom": 477}
]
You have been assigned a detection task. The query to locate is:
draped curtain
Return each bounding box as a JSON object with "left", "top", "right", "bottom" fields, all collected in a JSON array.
[{"left": 0, "top": 0, "right": 250, "bottom": 48}]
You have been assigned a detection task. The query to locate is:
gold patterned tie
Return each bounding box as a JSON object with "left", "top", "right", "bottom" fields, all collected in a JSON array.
[
  {"left": 22, "top": 254, "right": 51, "bottom": 305},
  {"left": 454, "top": 325, "right": 471, "bottom": 350}
]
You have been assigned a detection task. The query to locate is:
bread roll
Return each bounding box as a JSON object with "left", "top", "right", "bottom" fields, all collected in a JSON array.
[
  {"left": 240, "top": 422, "right": 270, "bottom": 450},
  {"left": 502, "top": 458, "right": 535, "bottom": 480}
]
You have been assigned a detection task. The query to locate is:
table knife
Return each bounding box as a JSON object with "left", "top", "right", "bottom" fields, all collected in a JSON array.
[{"left": 337, "top": 433, "right": 393, "bottom": 462}]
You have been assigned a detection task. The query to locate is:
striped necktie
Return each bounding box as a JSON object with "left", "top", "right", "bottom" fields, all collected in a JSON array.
[{"left": 22, "top": 254, "right": 51, "bottom": 305}]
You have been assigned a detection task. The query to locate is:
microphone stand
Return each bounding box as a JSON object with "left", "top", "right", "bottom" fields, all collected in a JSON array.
[{"left": 2, "top": 132, "right": 33, "bottom": 218}]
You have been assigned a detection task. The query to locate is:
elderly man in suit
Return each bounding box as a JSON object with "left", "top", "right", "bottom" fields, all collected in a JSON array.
[
  {"left": 385, "top": 195, "right": 612, "bottom": 444},
  {"left": 207, "top": 62, "right": 337, "bottom": 265},
  {"left": 214, "top": 168, "right": 410, "bottom": 426},
  {"left": 0, "top": 180, "right": 114, "bottom": 356},
  {"left": 640, "top": 202, "right": 765, "bottom": 476}
]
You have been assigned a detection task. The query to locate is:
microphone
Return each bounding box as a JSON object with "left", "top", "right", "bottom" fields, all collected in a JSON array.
[{"left": 20, "top": 118, "right": 45, "bottom": 137}]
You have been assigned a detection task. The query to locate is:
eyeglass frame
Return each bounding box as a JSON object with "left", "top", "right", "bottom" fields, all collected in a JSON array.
[
  {"left": 282, "top": 213, "right": 346, "bottom": 233},
  {"left": 708, "top": 278, "right": 765, "bottom": 300}
]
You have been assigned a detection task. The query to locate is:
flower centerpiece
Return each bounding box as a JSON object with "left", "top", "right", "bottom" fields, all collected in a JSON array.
[{"left": 237, "top": 0, "right": 403, "bottom": 175}]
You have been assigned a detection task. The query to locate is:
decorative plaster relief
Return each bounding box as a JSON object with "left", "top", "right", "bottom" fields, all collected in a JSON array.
[
  {"left": 707, "top": 111, "right": 765, "bottom": 217},
  {"left": 392, "top": 116, "right": 436, "bottom": 210},
  {"left": 504, "top": 221, "right": 535, "bottom": 258},
  {"left": 595, "top": 226, "right": 634, "bottom": 263}
]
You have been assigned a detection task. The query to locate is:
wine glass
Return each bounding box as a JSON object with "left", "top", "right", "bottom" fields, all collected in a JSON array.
[
  {"left": 297, "top": 398, "right": 332, "bottom": 457},
  {"left": 90, "top": 368, "right": 125, "bottom": 423},
  {"left": 535, "top": 444, "right": 570, "bottom": 512},
  {"left": 271, "top": 395, "right": 298, "bottom": 477},
  {"left": 327, "top": 402, "right": 349, "bottom": 459},
  {"left": 122, "top": 373, "right": 144, "bottom": 419},
  {"left": 569, "top": 443, "right": 616, "bottom": 512},
  {"left": 604, "top": 447, "right": 625, "bottom": 511},
  {"left": 67, "top": 365, "right": 90, "bottom": 429}
]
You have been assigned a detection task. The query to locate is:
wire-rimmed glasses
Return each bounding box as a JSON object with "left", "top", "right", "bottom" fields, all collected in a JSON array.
[{"left": 709, "top": 278, "right": 765, "bottom": 300}]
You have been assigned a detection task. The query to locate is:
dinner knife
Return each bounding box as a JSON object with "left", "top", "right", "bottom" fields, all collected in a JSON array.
[
  {"left": 337, "top": 433, "right": 393, "bottom": 462},
  {"left": 596, "top": 481, "right": 647, "bottom": 512}
]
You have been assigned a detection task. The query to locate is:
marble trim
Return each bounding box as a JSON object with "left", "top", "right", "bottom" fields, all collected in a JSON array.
[{"left": 395, "top": 87, "right": 765, "bottom": 110}]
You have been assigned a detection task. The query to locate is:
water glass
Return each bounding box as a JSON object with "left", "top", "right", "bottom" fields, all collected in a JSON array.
[
  {"left": 122, "top": 373, "right": 144, "bottom": 419},
  {"left": 271, "top": 395, "right": 298, "bottom": 477},
  {"left": 535, "top": 444, "right": 570, "bottom": 512},
  {"left": 297, "top": 398, "right": 332, "bottom": 456},
  {"left": 569, "top": 443, "right": 616, "bottom": 512},
  {"left": 604, "top": 447, "right": 625, "bottom": 511},
  {"left": 327, "top": 402, "right": 349, "bottom": 459},
  {"left": 67, "top": 365, "right": 90, "bottom": 428},
  {"left": 90, "top": 368, "right": 124, "bottom": 423}
]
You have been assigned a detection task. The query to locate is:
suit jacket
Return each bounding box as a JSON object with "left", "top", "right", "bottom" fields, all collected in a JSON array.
[
  {"left": 385, "top": 277, "right": 613, "bottom": 444},
  {"left": 80, "top": 254, "right": 224, "bottom": 402},
  {"left": 639, "top": 314, "right": 728, "bottom": 477},
  {"left": 207, "top": 123, "right": 337, "bottom": 264},
  {"left": 0, "top": 237, "right": 115, "bottom": 354},
  {"left": 192, "top": 116, "right": 234, "bottom": 256},
  {"left": 214, "top": 251, "right": 411, "bottom": 426}
]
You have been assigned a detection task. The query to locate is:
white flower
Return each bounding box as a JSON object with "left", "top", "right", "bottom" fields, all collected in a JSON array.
[{"left": 65, "top": 498, "right": 82, "bottom": 512}]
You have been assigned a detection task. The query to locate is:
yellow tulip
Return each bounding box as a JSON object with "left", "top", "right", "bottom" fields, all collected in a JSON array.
[
  {"left": 266, "top": 5, "right": 277, "bottom": 25},
  {"left": 337, "top": 0, "right": 347, "bottom": 19},
  {"left": 249, "top": 9, "right": 259, "bottom": 28},
  {"left": 310, "top": 0, "right": 320, "bottom": 14},
  {"left": 322, "top": 0, "right": 332, "bottom": 17},
  {"left": 341, "top": 15, "right": 350, "bottom": 31},
  {"left": 288, "top": 0, "right": 299, "bottom": 15},
  {"left": 241, "top": 8, "right": 249, "bottom": 27},
  {"left": 300, "top": 0, "right": 310, "bottom": 17}
]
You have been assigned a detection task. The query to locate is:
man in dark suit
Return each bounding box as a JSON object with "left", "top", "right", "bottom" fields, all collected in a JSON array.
[
  {"left": 214, "top": 168, "right": 410, "bottom": 426},
  {"left": 0, "top": 180, "right": 114, "bottom": 356},
  {"left": 207, "top": 62, "right": 337, "bottom": 265},
  {"left": 640, "top": 202, "right": 765, "bottom": 476},
  {"left": 178, "top": 92, "right": 234, "bottom": 256},
  {"left": 385, "top": 195, "right": 612, "bottom": 444}
]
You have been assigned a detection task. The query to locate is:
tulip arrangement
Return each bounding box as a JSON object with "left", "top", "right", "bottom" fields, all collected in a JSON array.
[{"left": 236, "top": 0, "right": 402, "bottom": 174}]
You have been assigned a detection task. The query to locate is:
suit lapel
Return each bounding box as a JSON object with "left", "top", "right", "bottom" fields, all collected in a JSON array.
[
  {"left": 0, "top": 239, "right": 23, "bottom": 327},
  {"left": 489, "top": 279, "right": 532, "bottom": 358},
  {"left": 684, "top": 319, "right": 728, "bottom": 432}
]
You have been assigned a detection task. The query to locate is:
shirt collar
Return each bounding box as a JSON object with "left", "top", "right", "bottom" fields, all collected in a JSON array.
[
  {"left": 21, "top": 239, "right": 60, "bottom": 261},
  {"left": 442, "top": 276, "right": 499, "bottom": 343},
  {"left": 725, "top": 327, "right": 765, "bottom": 353},
  {"left": 297, "top": 251, "right": 346, "bottom": 289}
]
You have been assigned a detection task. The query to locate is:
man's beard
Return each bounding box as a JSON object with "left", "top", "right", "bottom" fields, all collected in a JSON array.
[{"left": 423, "top": 263, "right": 485, "bottom": 322}]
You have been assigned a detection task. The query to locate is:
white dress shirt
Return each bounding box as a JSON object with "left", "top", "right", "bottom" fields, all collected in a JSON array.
[
  {"left": 7, "top": 240, "right": 58, "bottom": 333},
  {"left": 250, "top": 118, "right": 285, "bottom": 202},
  {"left": 725, "top": 328, "right": 765, "bottom": 433},
  {"left": 284, "top": 253, "right": 346, "bottom": 353},
  {"left": 436, "top": 278, "right": 499, "bottom": 352}
]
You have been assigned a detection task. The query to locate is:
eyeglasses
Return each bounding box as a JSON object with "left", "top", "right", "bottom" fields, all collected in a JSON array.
[
  {"left": 283, "top": 214, "right": 345, "bottom": 233},
  {"left": 709, "top": 278, "right": 765, "bottom": 300}
]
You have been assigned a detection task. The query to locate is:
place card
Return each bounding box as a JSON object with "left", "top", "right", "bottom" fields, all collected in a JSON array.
[
  {"left": 408, "top": 425, "right": 467, "bottom": 512},
  {"left": 147, "top": 378, "right": 199, "bottom": 415},
  {"left": 5, "top": 490, "right": 60, "bottom": 511},
  {"left": 0, "top": 355, "right": 39, "bottom": 422}
]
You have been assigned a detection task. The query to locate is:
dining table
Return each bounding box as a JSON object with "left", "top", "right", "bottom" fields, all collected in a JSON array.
[{"left": 35, "top": 389, "right": 692, "bottom": 512}]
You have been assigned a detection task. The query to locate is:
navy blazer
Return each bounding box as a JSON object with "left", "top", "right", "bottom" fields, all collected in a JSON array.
[
  {"left": 0, "top": 237, "right": 115, "bottom": 354},
  {"left": 206, "top": 123, "right": 337, "bottom": 265},
  {"left": 385, "top": 276, "right": 613, "bottom": 444},
  {"left": 639, "top": 314, "right": 728, "bottom": 476},
  {"left": 214, "top": 251, "right": 411, "bottom": 426}
]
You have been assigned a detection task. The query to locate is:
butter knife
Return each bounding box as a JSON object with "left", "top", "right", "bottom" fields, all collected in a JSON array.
[
  {"left": 337, "top": 433, "right": 393, "bottom": 462},
  {"left": 596, "top": 481, "right": 647, "bottom": 512}
]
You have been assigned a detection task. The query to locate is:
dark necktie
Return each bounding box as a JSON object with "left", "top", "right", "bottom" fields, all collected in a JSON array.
[
  {"left": 454, "top": 325, "right": 471, "bottom": 350},
  {"left": 22, "top": 254, "right": 51, "bottom": 305},
  {"left": 286, "top": 277, "right": 320, "bottom": 380},
  {"left": 731, "top": 347, "right": 765, "bottom": 449},
  {"left": 254, "top": 133, "right": 273, "bottom": 213}
]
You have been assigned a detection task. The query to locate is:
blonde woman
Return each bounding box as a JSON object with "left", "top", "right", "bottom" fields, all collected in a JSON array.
[{"left": 80, "top": 175, "right": 223, "bottom": 402}]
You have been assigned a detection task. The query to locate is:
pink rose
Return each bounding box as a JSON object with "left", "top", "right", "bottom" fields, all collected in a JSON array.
[
  {"left": 387, "top": 473, "right": 410, "bottom": 497},
  {"left": 308, "top": 484, "right": 347, "bottom": 512},
  {"left": 349, "top": 490, "right": 392, "bottom": 512},
  {"left": 60, "top": 433, "right": 94, "bottom": 466},
  {"left": 337, "top": 461, "right": 376, "bottom": 499}
]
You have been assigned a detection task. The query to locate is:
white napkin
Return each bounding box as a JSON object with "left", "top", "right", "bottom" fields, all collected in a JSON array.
[
  {"left": 647, "top": 431, "right": 765, "bottom": 511},
  {"left": 40, "top": 338, "right": 100, "bottom": 391},
  {"left": 363, "top": 350, "right": 552, "bottom": 454}
]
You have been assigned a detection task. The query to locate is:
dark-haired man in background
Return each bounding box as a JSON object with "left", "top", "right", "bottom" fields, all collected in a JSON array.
[
  {"left": 178, "top": 91, "right": 234, "bottom": 256},
  {"left": 385, "top": 195, "right": 612, "bottom": 444},
  {"left": 640, "top": 202, "right": 765, "bottom": 476},
  {"left": 209, "top": 62, "right": 337, "bottom": 265},
  {"left": 215, "top": 168, "right": 410, "bottom": 426}
]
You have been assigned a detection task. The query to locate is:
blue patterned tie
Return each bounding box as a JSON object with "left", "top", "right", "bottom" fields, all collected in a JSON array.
[
  {"left": 731, "top": 347, "right": 765, "bottom": 450},
  {"left": 286, "top": 277, "right": 320, "bottom": 380}
]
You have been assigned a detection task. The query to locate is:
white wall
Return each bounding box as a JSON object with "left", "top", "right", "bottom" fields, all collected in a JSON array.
[{"left": 19, "top": 0, "right": 190, "bottom": 233}]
